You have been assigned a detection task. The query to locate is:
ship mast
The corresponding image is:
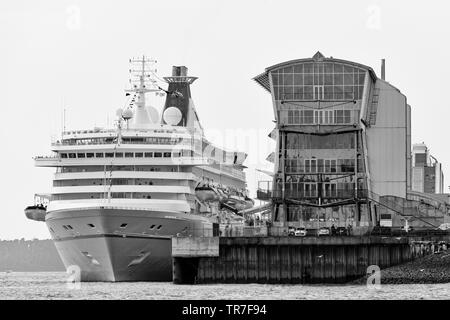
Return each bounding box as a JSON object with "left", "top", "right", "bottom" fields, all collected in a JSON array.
[{"left": 126, "top": 55, "right": 159, "bottom": 128}]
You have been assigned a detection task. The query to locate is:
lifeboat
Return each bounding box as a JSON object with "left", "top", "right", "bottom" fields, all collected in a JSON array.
[
  {"left": 24, "top": 205, "right": 46, "bottom": 222},
  {"left": 223, "top": 192, "right": 254, "bottom": 212},
  {"left": 195, "top": 182, "right": 220, "bottom": 202}
]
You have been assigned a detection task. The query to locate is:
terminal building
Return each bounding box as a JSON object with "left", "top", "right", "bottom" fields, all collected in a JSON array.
[{"left": 255, "top": 51, "right": 449, "bottom": 233}]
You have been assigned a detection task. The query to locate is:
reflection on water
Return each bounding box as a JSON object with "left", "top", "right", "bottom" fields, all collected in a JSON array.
[{"left": 0, "top": 272, "right": 449, "bottom": 300}]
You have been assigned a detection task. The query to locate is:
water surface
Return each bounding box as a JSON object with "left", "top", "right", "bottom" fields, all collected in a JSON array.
[{"left": 0, "top": 272, "right": 449, "bottom": 300}]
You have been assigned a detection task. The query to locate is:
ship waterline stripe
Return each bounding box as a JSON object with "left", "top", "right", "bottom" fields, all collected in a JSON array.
[{"left": 53, "top": 233, "right": 172, "bottom": 242}]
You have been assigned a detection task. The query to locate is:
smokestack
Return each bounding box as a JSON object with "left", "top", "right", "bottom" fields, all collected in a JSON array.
[
  {"left": 381, "top": 59, "right": 385, "bottom": 80},
  {"left": 172, "top": 66, "right": 188, "bottom": 77}
]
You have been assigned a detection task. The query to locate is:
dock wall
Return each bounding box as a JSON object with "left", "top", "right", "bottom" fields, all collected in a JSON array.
[{"left": 172, "top": 236, "right": 415, "bottom": 284}]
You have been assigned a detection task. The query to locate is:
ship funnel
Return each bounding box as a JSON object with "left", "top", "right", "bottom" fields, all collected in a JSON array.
[
  {"left": 172, "top": 66, "right": 188, "bottom": 77},
  {"left": 161, "top": 65, "right": 198, "bottom": 127},
  {"left": 381, "top": 59, "right": 386, "bottom": 80}
]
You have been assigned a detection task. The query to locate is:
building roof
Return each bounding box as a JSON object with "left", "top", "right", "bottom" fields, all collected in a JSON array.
[{"left": 253, "top": 51, "right": 378, "bottom": 93}]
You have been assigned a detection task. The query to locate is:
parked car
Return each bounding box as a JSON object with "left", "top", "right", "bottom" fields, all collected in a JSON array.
[
  {"left": 295, "top": 227, "right": 307, "bottom": 237},
  {"left": 336, "top": 227, "right": 348, "bottom": 236},
  {"left": 288, "top": 227, "right": 295, "bottom": 236},
  {"left": 317, "top": 227, "right": 330, "bottom": 236}
]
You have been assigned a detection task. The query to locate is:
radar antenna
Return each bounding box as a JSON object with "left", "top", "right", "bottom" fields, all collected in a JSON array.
[
  {"left": 124, "top": 56, "right": 164, "bottom": 127},
  {"left": 126, "top": 55, "right": 160, "bottom": 107}
]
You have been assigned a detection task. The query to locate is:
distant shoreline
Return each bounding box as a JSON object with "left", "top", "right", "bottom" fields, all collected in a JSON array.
[{"left": 0, "top": 239, "right": 64, "bottom": 272}]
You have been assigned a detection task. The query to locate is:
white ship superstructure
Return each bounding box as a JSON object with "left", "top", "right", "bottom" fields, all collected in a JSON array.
[{"left": 27, "top": 57, "right": 252, "bottom": 281}]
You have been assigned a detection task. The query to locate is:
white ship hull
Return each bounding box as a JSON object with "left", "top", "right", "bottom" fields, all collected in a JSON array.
[{"left": 46, "top": 207, "right": 211, "bottom": 282}]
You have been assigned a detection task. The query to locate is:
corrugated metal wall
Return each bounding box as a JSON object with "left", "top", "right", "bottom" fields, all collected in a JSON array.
[{"left": 366, "top": 81, "right": 408, "bottom": 198}]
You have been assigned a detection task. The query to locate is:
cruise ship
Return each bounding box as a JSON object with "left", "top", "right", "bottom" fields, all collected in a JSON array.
[{"left": 25, "top": 57, "right": 253, "bottom": 281}]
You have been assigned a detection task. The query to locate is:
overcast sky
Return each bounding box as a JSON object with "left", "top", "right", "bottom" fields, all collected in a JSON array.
[{"left": 1, "top": 0, "right": 450, "bottom": 240}]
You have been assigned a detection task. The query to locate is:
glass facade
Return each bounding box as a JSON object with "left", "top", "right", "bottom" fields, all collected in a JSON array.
[
  {"left": 285, "top": 158, "right": 357, "bottom": 174},
  {"left": 284, "top": 109, "right": 356, "bottom": 125},
  {"left": 275, "top": 176, "right": 366, "bottom": 201},
  {"left": 271, "top": 62, "right": 366, "bottom": 101},
  {"left": 255, "top": 56, "right": 373, "bottom": 224},
  {"left": 270, "top": 129, "right": 366, "bottom": 204},
  {"left": 283, "top": 182, "right": 358, "bottom": 199},
  {"left": 286, "top": 204, "right": 358, "bottom": 224},
  {"left": 286, "top": 132, "right": 355, "bottom": 150}
]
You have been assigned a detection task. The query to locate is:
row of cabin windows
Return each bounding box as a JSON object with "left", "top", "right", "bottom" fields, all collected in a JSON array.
[
  {"left": 60, "top": 151, "right": 190, "bottom": 159},
  {"left": 59, "top": 136, "right": 186, "bottom": 146},
  {"left": 59, "top": 166, "right": 182, "bottom": 173},
  {"left": 60, "top": 223, "right": 163, "bottom": 231},
  {"left": 53, "top": 178, "right": 189, "bottom": 187},
  {"left": 55, "top": 179, "right": 153, "bottom": 187},
  {"left": 51, "top": 192, "right": 184, "bottom": 200}
]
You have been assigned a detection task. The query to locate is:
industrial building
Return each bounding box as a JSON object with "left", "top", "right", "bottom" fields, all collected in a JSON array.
[
  {"left": 412, "top": 143, "right": 444, "bottom": 194},
  {"left": 254, "top": 51, "right": 449, "bottom": 233}
]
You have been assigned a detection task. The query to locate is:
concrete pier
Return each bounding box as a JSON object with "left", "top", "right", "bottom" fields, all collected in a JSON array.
[{"left": 172, "top": 236, "right": 415, "bottom": 284}]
